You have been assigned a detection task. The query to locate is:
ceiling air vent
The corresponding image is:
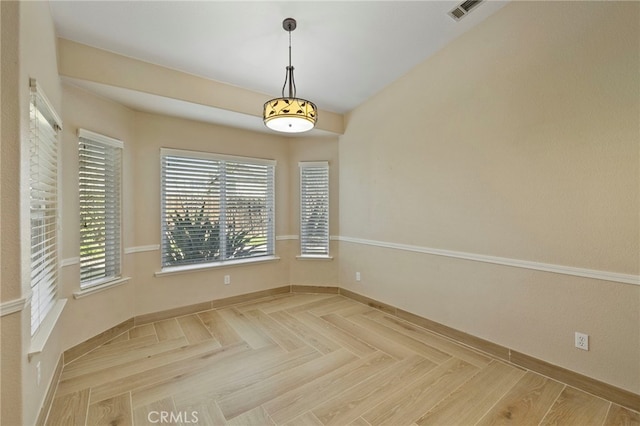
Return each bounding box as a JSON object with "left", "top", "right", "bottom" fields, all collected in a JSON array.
[{"left": 449, "top": 0, "right": 483, "bottom": 21}]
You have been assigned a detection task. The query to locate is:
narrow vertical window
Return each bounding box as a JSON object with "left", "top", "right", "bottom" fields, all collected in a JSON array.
[
  {"left": 78, "top": 129, "right": 123, "bottom": 288},
  {"left": 29, "top": 79, "right": 62, "bottom": 336},
  {"left": 299, "top": 162, "right": 329, "bottom": 256}
]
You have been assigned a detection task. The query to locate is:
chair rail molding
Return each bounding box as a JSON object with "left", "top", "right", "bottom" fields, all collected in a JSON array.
[
  {"left": 0, "top": 292, "right": 32, "bottom": 317},
  {"left": 124, "top": 244, "right": 160, "bottom": 254},
  {"left": 337, "top": 236, "right": 640, "bottom": 286},
  {"left": 60, "top": 257, "right": 80, "bottom": 267}
]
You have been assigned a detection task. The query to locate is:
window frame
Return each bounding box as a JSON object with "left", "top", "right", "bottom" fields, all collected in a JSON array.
[
  {"left": 299, "top": 161, "right": 330, "bottom": 257},
  {"left": 78, "top": 129, "right": 124, "bottom": 289},
  {"left": 28, "top": 79, "right": 63, "bottom": 337},
  {"left": 160, "top": 148, "right": 276, "bottom": 271}
]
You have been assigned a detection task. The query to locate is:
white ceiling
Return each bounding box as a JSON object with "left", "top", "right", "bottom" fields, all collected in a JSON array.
[{"left": 50, "top": 0, "right": 508, "bottom": 131}]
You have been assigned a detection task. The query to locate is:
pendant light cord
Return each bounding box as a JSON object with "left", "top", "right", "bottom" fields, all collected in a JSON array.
[
  {"left": 289, "top": 29, "right": 292, "bottom": 69},
  {"left": 281, "top": 24, "right": 297, "bottom": 99}
]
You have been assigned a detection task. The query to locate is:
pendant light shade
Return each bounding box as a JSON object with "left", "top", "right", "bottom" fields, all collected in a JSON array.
[
  {"left": 263, "top": 18, "right": 317, "bottom": 133},
  {"left": 264, "top": 98, "right": 317, "bottom": 133}
]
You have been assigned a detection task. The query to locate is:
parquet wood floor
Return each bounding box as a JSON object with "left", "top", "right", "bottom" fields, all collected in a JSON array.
[{"left": 45, "top": 293, "right": 639, "bottom": 425}]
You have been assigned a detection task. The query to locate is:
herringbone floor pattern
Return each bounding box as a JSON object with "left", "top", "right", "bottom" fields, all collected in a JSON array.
[{"left": 46, "top": 293, "right": 639, "bottom": 425}]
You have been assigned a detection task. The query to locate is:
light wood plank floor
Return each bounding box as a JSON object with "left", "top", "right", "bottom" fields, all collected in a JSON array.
[{"left": 45, "top": 293, "right": 640, "bottom": 426}]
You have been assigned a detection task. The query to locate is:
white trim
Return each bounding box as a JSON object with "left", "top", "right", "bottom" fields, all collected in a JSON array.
[
  {"left": 296, "top": 255, "right": 334, "bottom": 261},
  {"left": 29, "top": 78, "right": 62, "bottom": 130},
  {"left": 155, "top": 255, "right": 281, "bottom": 277},
  {"left": 73, "top": 277, "right": 131, "bottom": 299},
  {"left": 124, "top": 245, "right": 160, "bottom": 254},
  {"left": 28, "top": 299, "right": 67, "bottom": 359},
  {"left": 60, "top": 257, "right": 80, "bottom": 268},
  {"left": 276, "top": 235, "right": 339, "bottom": 242},
  {"left": 78, "top": 128, "right": 124, "bottom": 149},
  {"left": 161, "top": 148, "right": 276, "bottom": 167},
  {"left": 299, "top": 161, "right": 329, "bottom": 168},
  {"left": 0, "top": 293, "right": 31, "bottom": 317},
  {"left": 337, "top": 236, "right": 640, "bottom": 286}
]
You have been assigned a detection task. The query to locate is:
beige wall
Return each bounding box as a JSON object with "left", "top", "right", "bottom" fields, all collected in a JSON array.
[
  {"left": 0, "top": 1, "right": 65, "bottom": 425},
  {"left": 287, "top": 136, "right": 340, "bottom": 286},
  {"left": 15, "top": 75, "right": 340, "bottom": 424},
  {"left": 55, "top": 87, "right": 342, "bottom": 330},
  {"left": 338, "top": 1, "right": 639, "bottom": 393},
  {"left": 126, "top": 116, "right": 341, "bottom": 313},
  {"left": 1, "top": 3, "right": 23, "bottom": 425},
  {"left": 58, "top": 83, "right": 136, "bottom": 351},
  {"left": 130, "top": 112, "right": 292, "bottom": 315},
  {"left": 0, "top": 0, "right": 20, "bottom": 303},
  {"left": 45, "top": 78, "right": 343, "bottom": 350},
  {"left": 20, "top": 0, "right": 64, "bottom": 421},
  {"left": 29, "top": 72, "right": 339, "bottom": 423},
  {"left": 2, "top": 1, "right": 640, "bottom": 423},
  {"left": 21, "top": 0, "right": 65, "bottom": 423}
]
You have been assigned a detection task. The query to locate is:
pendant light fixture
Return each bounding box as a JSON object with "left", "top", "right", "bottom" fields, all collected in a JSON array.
[{"left": 263, "top": 18, "right": 317, "bottom": 133}]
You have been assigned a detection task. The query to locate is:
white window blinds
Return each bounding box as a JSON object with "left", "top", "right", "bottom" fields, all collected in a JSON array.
[
  {"left": 29, "top": 79, "right": 62, "bottom": 336},
  {"left": 78, "top": 129, "right": 123, "bottom": 288},
  {"left": 161, "top": 149, "right": 275, "bottom": 268},
  {"left": 299, "top": 162, "right": 329, "bottom": 256}
]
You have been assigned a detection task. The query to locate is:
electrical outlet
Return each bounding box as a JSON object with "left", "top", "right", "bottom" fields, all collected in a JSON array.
[
  {"left": 356, "top": 272, "right": 361, "bottom": 282},
  {"left": 224, "top": 275, "right": 231, "bottom": 285},
  {"left": 575, "top": 332, "right": 589, "bottom": 351},
  {"left": 36, "top": 362, "right": 41, "bottom": 386}
]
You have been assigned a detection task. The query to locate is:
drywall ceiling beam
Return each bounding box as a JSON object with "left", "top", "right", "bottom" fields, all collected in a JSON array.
[{"left": 57, "top": 38, "right": 344, "bottom": 135}]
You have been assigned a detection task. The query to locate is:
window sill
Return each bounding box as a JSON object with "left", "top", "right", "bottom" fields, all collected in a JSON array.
[
  {"left": 155, "top": 255, "right": 281, "bottom": 277},
  {"left": 73, "top": 277, "right": 131, "bottom": 299},
  {"left": 296, "top": 255, "right": 334, "bottom": 261},
  {"left": 29, "top": 298, "right": 67, "bottom": 359}
]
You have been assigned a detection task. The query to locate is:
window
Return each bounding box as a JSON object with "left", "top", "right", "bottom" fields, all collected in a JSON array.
[
  {"left": 78, "top": 129, "right": 123, "bottom": 288},
  {"left": 299, "top": 162, "right": 329, "bottom": 256},
  {"left": 161, "top": 149, "right": 275, "bottom": 268},
  {"left": 29, "top": 79, "right": 62, "bottom": 336}
]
